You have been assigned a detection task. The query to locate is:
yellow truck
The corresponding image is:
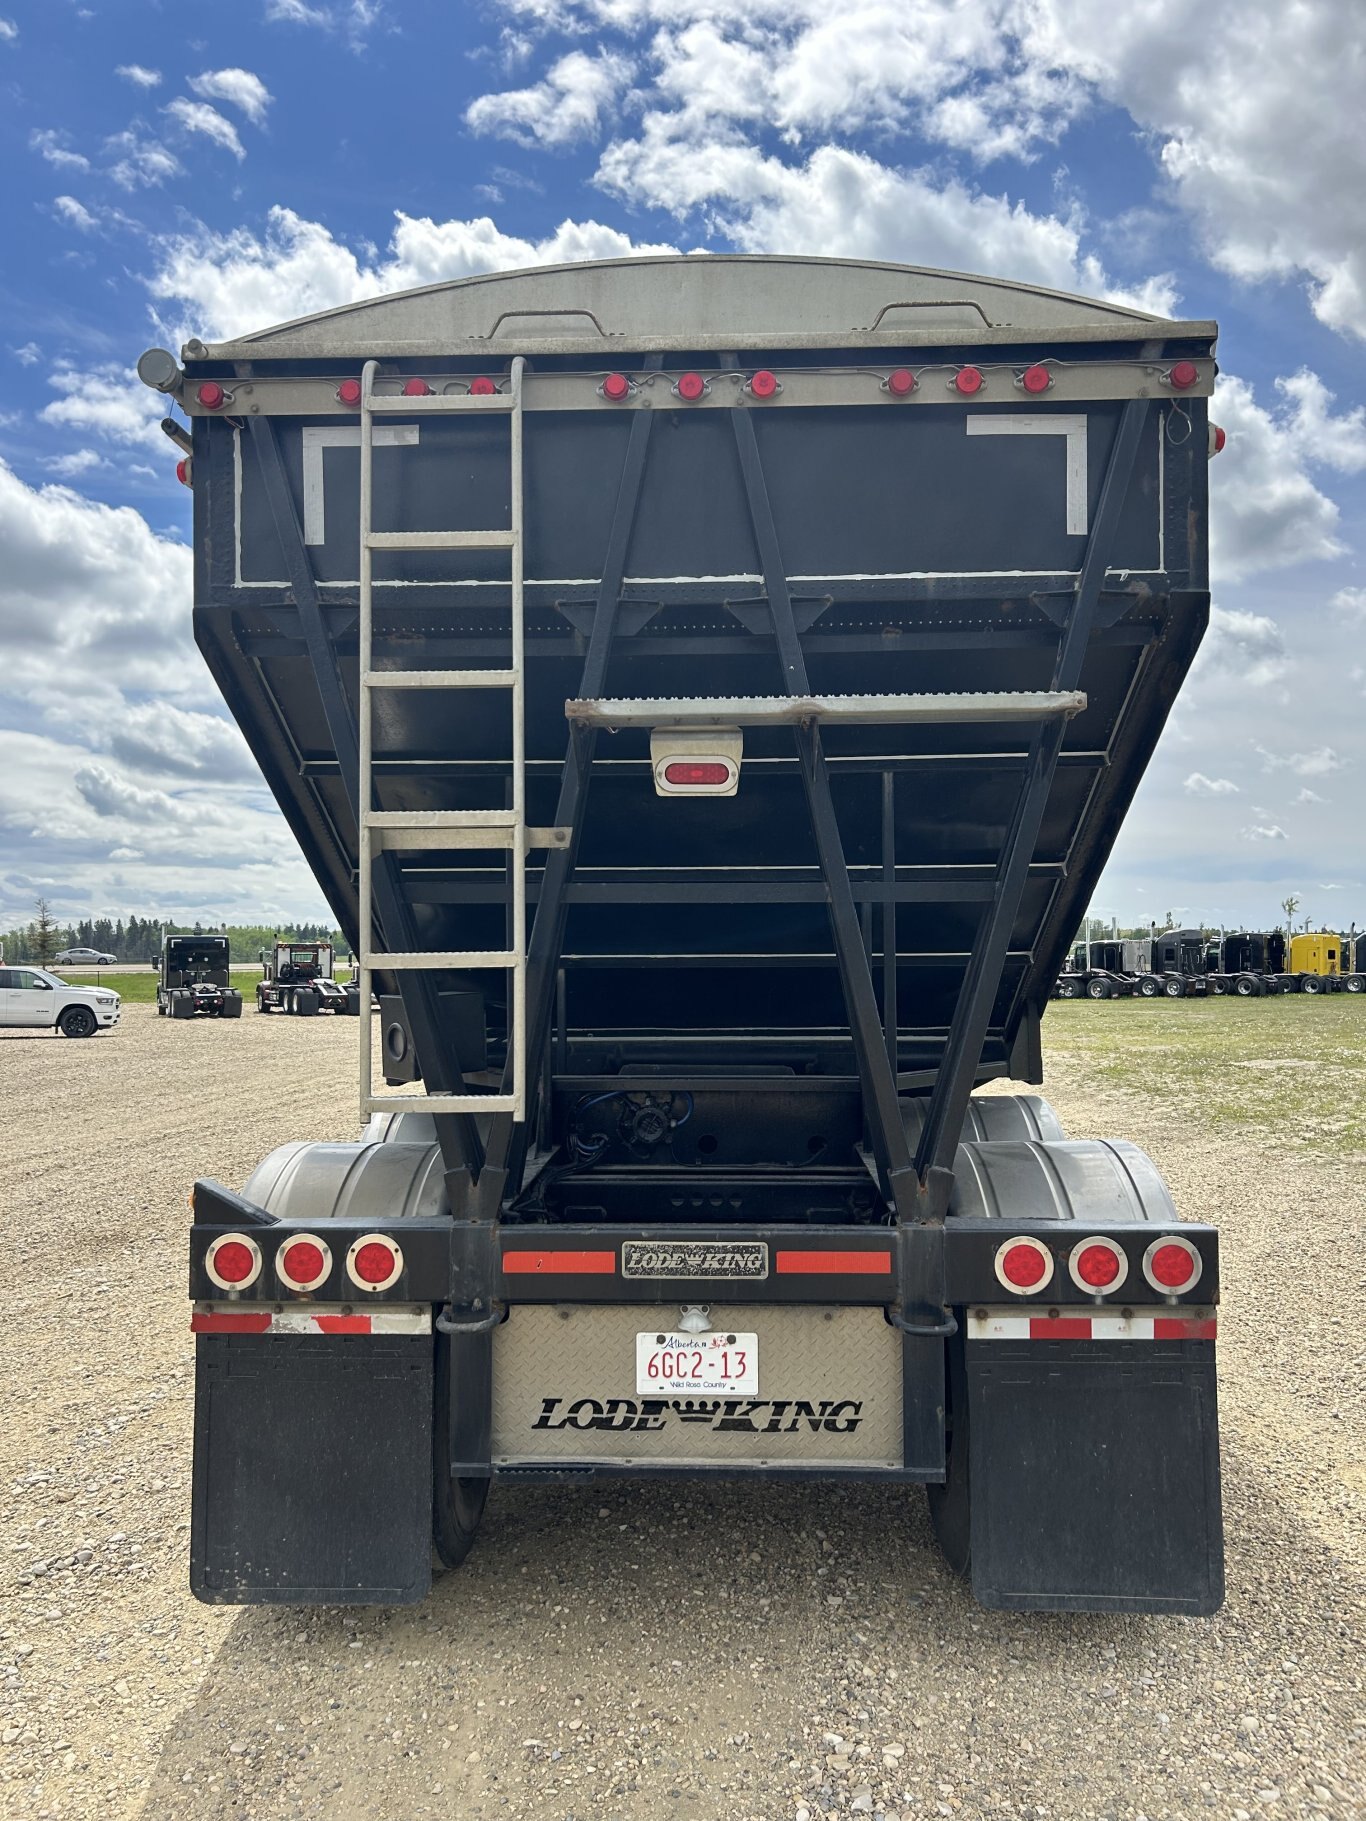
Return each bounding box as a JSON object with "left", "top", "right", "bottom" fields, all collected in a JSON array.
[{"left": 1285, "top": 933, "right": 1343, "bottom": 994}]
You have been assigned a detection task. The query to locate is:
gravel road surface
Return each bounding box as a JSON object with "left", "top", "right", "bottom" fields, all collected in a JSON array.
[{"left": 1, "top": 1008, "right": 1361, "bottom": 1821}]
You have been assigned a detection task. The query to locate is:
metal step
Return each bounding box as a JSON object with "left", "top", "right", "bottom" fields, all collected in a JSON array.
[
  {"left": 365, "top": 950, "right": 518, "bottom": 970},
  {"left": 363, "top": 669, "right": 517, "bottom": 689},
  {"left": 365, "top": 529, "right": 514, "bottom": 552},
  {"left": 363, "top": 1093, "right": 518, "bottom": 1114},
  {"left": 565, "top": 690, "right": 1088, "bottom": 728}
]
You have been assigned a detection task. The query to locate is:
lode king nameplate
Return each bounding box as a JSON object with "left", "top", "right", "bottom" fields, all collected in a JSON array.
[{"left": 620, "top": 1241, "right": 769, "bottom": 1280}]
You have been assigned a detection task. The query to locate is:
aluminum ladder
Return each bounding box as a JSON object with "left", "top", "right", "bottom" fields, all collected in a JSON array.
[{"left": 356, "top": 356, "right": 531, "bottom": 1121}]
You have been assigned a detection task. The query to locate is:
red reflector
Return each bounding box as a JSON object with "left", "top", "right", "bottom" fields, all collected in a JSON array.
[
  {"left": 502, "top": 1250, "right": 617, "bottom": 1275},
  {"left": 676, "top": 371, "right": 705, "bottom": 401},
  {"left": 886, "top": 368, "right": 916, "bottom": 397},
  {"left": 1149, "top": 1242, "right": 1196, "bottom": 1286},
  {"left": 774, "top": 1250, "right": 892, "bottom": 1275},
  {"left": 748, "top": 369, "right": 778, "bottom": 398},
  {"left": 196, "top": 381, "right": 225, "bottom": 410},
  {"left": 212, "top": 1240, "right": 256, "bottom": 1284},
  {"left": 469, "top": 376, "right": 497, "bottom": 395},
  {"left": 336, "top": 378, "right": 362, "bottom": 407},
  {"left": 313, "top": 1314, "right": 372, "bottom": 1334},
  {"left": 175, "top": 458, "right": 191, "bottom": 487},
  {"left": 281, "top": 1240, "right": 325, "bottom": 1284},
  {"left": 191, "top": 1311, "right": 271, "bottom": 1335},
  {"left": 1210, "top": 423, "right": 1227, "bottom": 455},
  {"left": 1029, "top": 1316, "right": 1091, "bottom": 1340},
  {"left": 953, "top": 366, "right": 983, "bottom": 395},
  {"left": 1154, "top": 1316, "right": 1217, "bottom": 1341},
  {"left": 1000, "top": 1242, "right": 1048, "bottom": 1288},
  {"left": 602, "top": 372, "right": 631, "bottom": 401},
  {"left": 353, "top": 1240, "right": 398, "bottom": 1283},
  {"left": 1167, "top": 360, "right": 1199, "bottom": 390},
  {"left": 1021, "top": 364, "right": 1051, "bottom": 394},
  {"left": 402, "top": 378, "right": 432, "bottom": 396},
  {"left": 1074, "top": 1242, "right": 1121, "bottom": 1287},
  {"left": 663, "top": 761, "right": 730, "bottom": 786}
]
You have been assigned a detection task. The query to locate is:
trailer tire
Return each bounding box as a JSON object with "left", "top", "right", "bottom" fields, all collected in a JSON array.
[
  {"left": 1234, "top": 975, "right": 1259, "bottom": 997},
  {"left": 1163, "top": 977, "right": 1187, "bottom": 998},
  {"left": 1138, "top": 976, "right": 1161, "bottom": 997},
  {"left": 926, "top": 1332, "right": 970, "bottom": 1581},
  {"left": 58, "top": 1005, "right": 98, "bottom": 1039},
  {"left": 1086, "top": 978, "right": 1111, "bottom": 999},
  {"left": 431, "top": 1334, "right": 489, "bottom": 1571}
]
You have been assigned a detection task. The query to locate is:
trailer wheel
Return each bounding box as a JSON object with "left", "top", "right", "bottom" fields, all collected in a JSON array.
[
  {"left": 1086, "top": 977, "right": 1111, "bottom": 1000},
  {"left": 58, "top": 1005, "right": 98, "bottom": 1039},
  {"left": 1163, "top": 977, "right": 1187, "bottom": 998},
  {"left": 1138, "top": 976, "right": 1161, "bottom": 997},
  {"left": 431, "top": 1334, "right": 489, "bottom": 1571},
  {"left": 925, "top": 1332, "right": 970, "bottom": 1580},
  {"left": 1234, "top": 974, "right": 1259, "bottom": 997}
]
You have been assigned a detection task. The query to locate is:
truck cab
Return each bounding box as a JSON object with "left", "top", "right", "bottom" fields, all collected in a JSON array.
[
  {"left": 0, "top": 965, "right": 120, "bottom": 1037},
  {"left": 157, "top": 936, "right": 243, "bottom": 1020},
  {"left": 257, "top": 940, "right": 360, "bottom": 1016},
  {"left": 1136, "top": 928, "right": 1210, "bottom": 997}
]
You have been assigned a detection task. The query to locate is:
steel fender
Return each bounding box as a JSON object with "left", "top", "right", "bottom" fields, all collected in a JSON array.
[
  {"left": 191, "top": 1333, "right": 433, "bottom": 1605},
  {"left": 948, "top": 1136, "right": 1177, "bottom": 1224},
  {"left": 901, "top": 1092, "right": 1066, "bottom": 1149},
  {"left": 242, "top": 1135, "right": 448, "bottom": 1225}
]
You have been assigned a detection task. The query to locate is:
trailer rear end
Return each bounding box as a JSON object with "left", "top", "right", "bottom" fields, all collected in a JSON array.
[{"left": 147, "top": 255, "right": 1224, "bottom": 1614}]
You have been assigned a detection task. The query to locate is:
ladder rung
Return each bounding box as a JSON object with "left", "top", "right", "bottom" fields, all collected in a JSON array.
[
  {"left": 365, "top": 394, "right": 518, "bottom": 415},
  {"left": 365, "top": 810, "right": 519, "bottom": 827},
  {"left": 363, "top": 669, "right": 517, "bottom": 689},
  {"left": 565, "top": 690, "right": 1088, "bottom": 728},
  {"left": 363, "top": 1094, "right": 520, "bottom": 1114},
  {"left": 366, "top": 530, "right": 515, "bottom": 551},
  {"left": 366, "top": 951, "right": 519, "bottom": 970}
]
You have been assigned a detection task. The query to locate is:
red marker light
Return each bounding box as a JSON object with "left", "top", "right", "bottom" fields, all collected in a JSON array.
[
  {"left": 336, "top": 378, "right": 362, "bottom": 407},
  {"left": 1021, "top": 364, "right": 1051, "bottom": 394},
  {"left": 886, "top": 368, "right": 916, "bottom": 397},
  {"left": 468, "top": 377, "right": 497, "bottom": 395},
  {"left": 212, "top": 1241, "right": 255, "bottom": 1283},
  {"left": 1209, "top": 423, "right": 1227, "bottom": 456},
  {"left": 204, "top": 1232, "right": 262, "bottom": 1291},
  {"left": 175, "top": 458, "right": 191, "bottom": 487},
  {"left": 748, "top": 369, "right": 778, "bottom": 398},
  {"left": 278, "top": 1238, "right": 329, "bottom": 1291},
  {"left": 1144, "top": 1237, "right": 1202, "bottom": 1293},
  {"left": 1166, "top": 359, "right": 1199, "bottom": 390},
  {"left": 675, "top": 371, "right": 705, "bottom": 401},
  {"left": 196, "top": 381, "right": 226, "bottom": 410},
  {"left": 1069, "top": 1236, "right": 1127, "bottom": 1293},
  {"left": 953, "top": 366, "right": 984, "bottom": 396},
  {"left": 994, "top": 1236, "right": 1053, "bottom": 1293},
  {"left": 602, "top": 372, "right": 632, "bottom": 401},
  {"left": 347, "top": 1233, "right": 403, "bottom": 1291},
  {"left": 402, "top": 378, "right": 432, "bottom": 397},
  {"left": 664, "top": 761, "right": 731, "bottom": 786}
]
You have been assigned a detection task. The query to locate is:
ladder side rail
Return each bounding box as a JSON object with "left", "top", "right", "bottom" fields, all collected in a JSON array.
[
  {"left": 913, "top": 384, "right": 1158, "bottom": 1197},
  {"left": 509, "top": 357, "right": 528, "bottom": 1121},
  {"left": 475, "top": 354, "right": 666, "bottom": 1215}
]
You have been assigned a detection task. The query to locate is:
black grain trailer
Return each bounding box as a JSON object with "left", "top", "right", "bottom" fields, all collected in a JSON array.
[
  {"left": 156, "top": 934, "right": 243, "bottom": 1019},
  {"left": 142, "top": 254, "right": 1224, "bottom": 1615}
]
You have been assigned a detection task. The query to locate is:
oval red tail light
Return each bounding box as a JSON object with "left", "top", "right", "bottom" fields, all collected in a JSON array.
[
  {"left": 347, "top": 1233, "right": 403, "bottom": 1291},
  {"left": 994, "top": 1236, "right": 1053, "bottom": 1293},
  {"left": 602, "top": 372, "right": 632, "bottom": 401},
  {"left": 953, "top": 366, "right": 983, "bottom": 396},
  {"left": 1069, "top": 1236, "right": 1128, "bottom": 1293},
  {"left": 1143, "top": 1236, "right": 1202, "bottom": 1293},
  {"left": 748, "top": 369, "right": 778, "bottom": 398},
  {"left": 664, "top": 761, "right": 731, "bottom": 786},
  {"left": 205, "top": 1233, "right": 262, "bottom": 1291}
]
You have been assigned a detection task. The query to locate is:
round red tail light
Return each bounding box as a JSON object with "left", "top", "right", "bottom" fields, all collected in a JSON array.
[
  {"left": 953, "top": 366, "right": 983, "bottom": 396},
  {"left": 336, "top": 378, "right": 363, "bottom": 407},
  {"left": 602, "top": 372, "right": 632, "bottom": 402},
  {"left": 347, "top": 1233, "right": 403, "bottom": 1292},
  {"left": 205, "top": 1232, "right": 262, "bottom": 1291},
  {"left": 664, "top": 761, "right": 731, "bottom": 786},
  {"left": 1143, "top": 1236, "right": 1202, "bottom": 1293},
  {"left": 196, "top": 381, "right": 226, "bottom": 410},
  {"left": 1069, "top": 1236, "right": 1128, "bottom": 1293},
  {"left": 748, "top": 369, "right": 778, "bottom": 398},
  {"left": 994, "top": 1236, "right": 1053, "bottom": 1294},
  {"left": 886, "top": 368, "right": 916, "bottom": 397},
  {"left": 402, "top": 378, "right": 432, "bottom": 397},
  {"left": 675, "top": 371, "right": 705, "bottom": 401},
  {"left": 1021, "top": 364, "right": 1051, "bottom": 394},
  {"left": 277, "top": 1235, "right": 331, "bottom": 1293},
  {"left": 469, "top": 377, "right": 497, "bottom": 395},
  {"left": 175, "top": 458, "right": 191, "bottom": 487},
  {"left": 1166, "top": 360, "right": 1199, "bottom": 391}
]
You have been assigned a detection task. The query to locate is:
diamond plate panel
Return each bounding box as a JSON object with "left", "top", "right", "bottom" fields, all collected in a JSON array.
[{"left": 492, "top": 1303, "right": 903, "bottom": 1467}]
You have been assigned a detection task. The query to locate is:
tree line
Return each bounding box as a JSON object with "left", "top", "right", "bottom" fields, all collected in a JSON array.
[{"left": 2, "top": 899, "right": 348, "bottom": 966}]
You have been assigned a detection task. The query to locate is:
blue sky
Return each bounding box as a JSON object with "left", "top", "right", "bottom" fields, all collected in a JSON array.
[{"left": 1, "top": 0, "right": 1363, "bottom": 935}]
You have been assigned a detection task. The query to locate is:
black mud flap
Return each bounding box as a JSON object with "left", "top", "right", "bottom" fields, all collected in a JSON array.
[
  {"left": 967, "top": 1340, "right": 1223, "bottom": 1615},
  {"left": 191, "top": 1335, "right": 433, "bottom": 1605}
]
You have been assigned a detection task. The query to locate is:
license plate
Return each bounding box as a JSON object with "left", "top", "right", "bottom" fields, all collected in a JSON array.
[{"left": 635, "top": 1330, "right": 758, "bottom": 1395}]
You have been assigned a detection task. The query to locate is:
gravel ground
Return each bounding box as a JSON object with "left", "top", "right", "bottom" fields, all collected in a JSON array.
[{"left": 0, "top": 1006, "right": 1361, "bottom": 1821}]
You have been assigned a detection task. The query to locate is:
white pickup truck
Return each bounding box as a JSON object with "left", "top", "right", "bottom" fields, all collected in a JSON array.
[{"left": 0, "top": 966, "right": 121, "bottom": 1037}]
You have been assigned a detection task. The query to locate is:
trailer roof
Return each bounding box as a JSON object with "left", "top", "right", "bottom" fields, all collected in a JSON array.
[{"left": 192, "top": 254, "right": 1216, "bottom": 361}]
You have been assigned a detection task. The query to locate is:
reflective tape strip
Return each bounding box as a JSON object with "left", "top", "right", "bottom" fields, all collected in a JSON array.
[
  {"left": 968, "top": 1306, "right": 1215, "bottom": 1341},
  {"left": 775, "top": 1250, "right": 893, "bottom": 1275},
  {"left": 191, "top": 1306, "right": 431, "bottom": 1336},
  {"left": 502, "top": 1250, "right": 617, "bottom": 1275}
]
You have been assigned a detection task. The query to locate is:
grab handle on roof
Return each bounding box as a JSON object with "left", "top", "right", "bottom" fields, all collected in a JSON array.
[
  {"left": 865, "top": 299, "right": 996, "bottom": 330},
  {"left": 484, "top": 307, "right": 608, "bottom": 339}
]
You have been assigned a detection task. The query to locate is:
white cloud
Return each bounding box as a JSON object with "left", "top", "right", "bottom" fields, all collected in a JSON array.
[
  {"left": 1192, "top": 606, "right": 1289, "bottom": 691},
  {"left": 30, "top": 129, "right": 90, "bottom": 173},
  {"left": 164, "top": 98, "right": 247, "bottom": 161},
  {"left": 1331, "top": 587, "right": 1366, "bottom": 621},
  {"left": 53, "top": 195, "right": 97, "bottom": 232},
  {"left": 1255, "top": 743, "right": 1346, "bottom": 778},
  {"left": 1184, "top": 773, "right": 1239, "bottom": 796},
  {"left": 189, "top": 68, "right": 273, "bottom": 126},
  {"left": 116, "top": 64, "right": 162, "bottom": 88},
  {"left": 1294, "top": 788, "right": 1326, "bottom": 805},
  {"left": 41, "top": 449, "right": 106, "bottom": 478},
  {"left": 0, "top": 18, "right": 16, "bottom": 43},
  {"left": 1240, "top": 824, "right": 1288, "bottom": 842},
  {"left": 11, "top": 342, "right": 41, "bottom": 366},
  {"left": 467, "top": 49, "right": 633, "bottom": 147},
  {"left": 264, "top": 0, "right": 329, "bottom": 19},
  {"left": 149, "top": 205, "right": 679, "bottom": 343},
  {"left": 40, "top": 364, "right": 167, "bottom": 454},
  {"left": 105, "top": 129, "right": 181, "bottom": 190},
  {"left": 263, "top": 0, "right": 382, "bottom": 39},
  {"left": 1208, "top": 375, "right": 1351, "bottom": 580}
]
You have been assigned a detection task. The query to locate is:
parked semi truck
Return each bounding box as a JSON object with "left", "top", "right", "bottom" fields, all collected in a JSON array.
[
  {"left": 157, "top": 934, "right": 243, "bottom": 1019},
  {"left": 1053, "top": 938, "right": 1138, "bottom": 998},
  {"left": 144, "top": 254, "right": 1225, "bottom": 1615},
  {"left": 1206, "top": 930, "right": 1350, "bottom": 995},
  {"left": 257, "top": 938, "right": 361, "bottom": 1016}
]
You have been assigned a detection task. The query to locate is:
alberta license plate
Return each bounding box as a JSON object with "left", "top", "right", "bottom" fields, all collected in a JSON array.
[{"left": 635, "top": 1330, "right": 758, "bottom": 1395}]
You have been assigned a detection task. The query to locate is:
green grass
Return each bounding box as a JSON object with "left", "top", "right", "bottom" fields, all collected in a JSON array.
[
  {"left": 52, "top": 969, "right": 263, "bottom": 1004},
  {"left": 1042, "top": 994, "right": 1366, "bottom": 1157}
]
